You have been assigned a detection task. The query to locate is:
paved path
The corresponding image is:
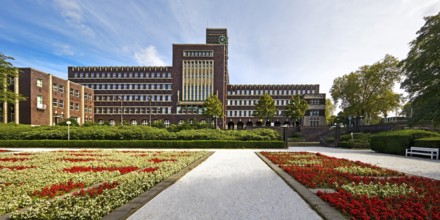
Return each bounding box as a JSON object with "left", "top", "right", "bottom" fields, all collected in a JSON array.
[
  {"left": 128, "top": 150, "right": 321, "bottom": 220},
  {"left": 288, "top": 147, "right": 440, "bottom": 180}
]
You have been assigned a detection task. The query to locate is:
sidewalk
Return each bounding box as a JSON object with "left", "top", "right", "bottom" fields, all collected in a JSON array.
[{"left": 128, "top": 150, "right": 321, "bottom": 220}]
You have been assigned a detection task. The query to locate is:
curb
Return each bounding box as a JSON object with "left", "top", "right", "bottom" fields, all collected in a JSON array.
[
  {"left": 102, "top": 151, "right": 214, "bottom": 220},
  {"left": 255, "top": 152, "right": 346, "bottom": 220}
]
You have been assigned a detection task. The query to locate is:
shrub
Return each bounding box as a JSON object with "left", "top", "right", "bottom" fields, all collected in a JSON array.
[
  {"left": 0, "top": 140, "right": 285, "bottom": 149},
  {"left": 370, "top": 130, "right": 440, "bottom": 155},
  {"left": 413, "top": 137, "right": 440, "bottom": 148},
  {"left": 338, "top": 140, "right": 370, "bottom": 149}
]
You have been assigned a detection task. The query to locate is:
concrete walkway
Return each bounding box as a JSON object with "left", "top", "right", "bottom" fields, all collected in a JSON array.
[{"left": 128, "top": 150, "right": 321, "bottom": 220}]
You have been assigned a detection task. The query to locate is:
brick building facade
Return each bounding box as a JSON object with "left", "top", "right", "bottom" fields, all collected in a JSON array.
[
  {"left": 1, "top": 68, "right": 93, "bottom": 126},
  {"left": 65, "top": 28, "right": 326, "bottom": 128}
]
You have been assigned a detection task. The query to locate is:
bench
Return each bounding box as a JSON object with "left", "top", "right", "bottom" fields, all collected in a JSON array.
[{"left": 405, "top": 147, "right": 439, "bottom": 160}]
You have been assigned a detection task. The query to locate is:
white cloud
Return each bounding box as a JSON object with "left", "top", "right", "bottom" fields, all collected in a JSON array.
[
  {"left": 134, "top": 46, "right": 166, "bottom": 66},
  {"left": 53, "top": 44, "right": 74, "bottom": 56},
  {"left": 53, "top": 0, "right": 95, "bottom": 37}
]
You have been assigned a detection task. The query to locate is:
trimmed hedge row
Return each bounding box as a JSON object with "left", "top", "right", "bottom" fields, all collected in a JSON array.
[
  {"left": 0, "top": 140, "right": 285, "bottom": 149},
  {"left": 338, "top": 141, "right": 370, "bottom": 149},
  {"left": 0, "top": 125, "right": 280, "bottom": 141},
  {"left": 370, "top": 130, "right": 440, "bottom": 155},
  {"left": 414, "top": 137, "right": 440, "bottom": 148}
]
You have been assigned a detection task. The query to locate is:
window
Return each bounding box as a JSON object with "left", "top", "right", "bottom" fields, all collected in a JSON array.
[
  {"left": 109, "top": 120, "right": 115, "bottom": 126},
  {"left": 59, "top": 100, "right": 64, "bottom": 108},
  {"left": 59, "top": 85, "right": 64, "bottom": 93},
  {"left": 75, "top": 103, "right": 79, "bottom": 111},
  {"left": 84, "top": 93, "right": 88, "bottom": 100},
  {"left": 141, "top": 120, "right": 148, "bottom": 126},
  {"left": 75, "top": 90, "right": 79, "bottom": 97},
  {"left": 70, "top": 102, "right": 74, "bottom": 110},
  {"left": 70, "top": 89, "right": 74, "bottom": 96},
  {"left": 131, "top": 120, "right": 137, "bottom": 126},
  {"left": 53, "top": 99, "right": 58, "bottom": 107},
  {"left": 37, "top": 79, "right": 43, "bottom": 87},
  {"left": 37, "top": 95, "right": 44, "bottom": 109},
  {"left": 164, "top": 120, "right": 170, "bottom": 127},
  {"left": 53, "top": 84, "right": 58, "bottom": 91}
]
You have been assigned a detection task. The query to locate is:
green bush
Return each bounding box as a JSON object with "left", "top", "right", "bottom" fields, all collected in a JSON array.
[
  {"left": 338, "top": 140, "right": 371, "bottom": 149},
  {"left": 370, "top": 130, "right": 440, "bottom": 155},
  {"left": 413, "top": 137, "right": 440, "bottom": 148},
  {"left": 0, "top": 124, "right": 280, "bottom": 141},
  {"left": 0, "top": 140, "right": 285, "bottom": 149}
]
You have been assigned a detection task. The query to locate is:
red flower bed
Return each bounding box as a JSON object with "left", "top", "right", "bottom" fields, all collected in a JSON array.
[
  {"left": 33, "top": 181, "right": 85, "bottom": 198},
  {"left": 140, "top": 167, "right": 159, "bottom": 173},
  {"left": 0, "top": 165, "right": 36, "bottom": 170},
  {"left": 63, "top": 166, "right": 139, "bottom": 174},
  {"left": 58, "top": 158, "right": 98, "bottom": 162},
  {"left": 0, "top": 149, "right": 11, "bottom": 153},
  {"left": 0, "top": 158, "right": 29, "bottom": 162},
  {"left": 69, "top": 153, "right": 107, "bottom": 157},
  {"left": 73, "top": 182, "right": 118, "bottom": 197},
  {"left": 13, "top": 153, "right": 33, "bottom": 156},
  {"left": 262, "top": 152, "right": 440, "bottom": 220},
  {"left": 148, "top": 158, "right": 177, "bottom": 163}
]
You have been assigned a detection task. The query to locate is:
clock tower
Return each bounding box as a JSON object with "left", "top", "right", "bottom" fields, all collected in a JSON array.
[{"left": 206, "top": 28, "right": 229, "bottom": 85}]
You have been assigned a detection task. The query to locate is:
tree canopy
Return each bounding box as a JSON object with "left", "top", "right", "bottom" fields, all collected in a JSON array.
[
  {"left": 0, "top": 53, "right": 26, "bottom": 104},
  {"left": 400, "top": 11, "right": 440, "bottom": 125},
  {"left": 330, "top": 54, "right": 403, "bottom": 123},
  {"left": 325, "top": 98, "right": 336, "bottom": 125},
  {"left": 284, "top": 95, "right": 309, "bottom": 126},
  {"left": 253, "top": 93, "right": 276, "bottom": 122},
  {"left": 202, "top": 95, "right": 223, "bottom": 128}
]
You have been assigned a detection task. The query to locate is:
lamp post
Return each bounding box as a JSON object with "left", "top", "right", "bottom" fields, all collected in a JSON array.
[
  {"left": 148, "top": 96, "right": 152, "bottom": 126},
  {"left": 66, "top": 121, "right": 71, "bottom": 141},
  {"left": 119, "top": 96, "right": 123, "bottom": 126}
]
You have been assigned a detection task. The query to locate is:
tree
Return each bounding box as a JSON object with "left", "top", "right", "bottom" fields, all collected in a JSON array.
[
  {"left": 325, "top": 98, "right": 335, "bottom": 125},
  {"left": 400, "top": 11, "right": 440, "bottom": 125},
  {"left": 284, "top": 95, "right": 309, "bottom": 126},
  {"left": 399, "top": 102, "right": 412, "bottom": 118},
  {"left": 253, "top": 93, "right": 276, "bottom": 123},
  {"left": 0, "top": 53, "right": 26, "bottom": 105},
  {"left": 202, "top": 95, "right": 223, "bottom": 128},
  {"left": 330, "top": 54, "right": 403, "bottom": 124}
]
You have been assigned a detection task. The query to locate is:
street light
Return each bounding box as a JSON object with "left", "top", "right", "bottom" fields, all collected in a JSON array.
[{"left": 66, "top": 121, "right": 71, "bottom": 141}]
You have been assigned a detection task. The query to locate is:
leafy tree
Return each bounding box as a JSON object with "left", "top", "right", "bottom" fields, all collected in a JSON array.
[
  {"left": 253, "top": 93, "right": 276, "bottom": 123},
  {"left": 399, "top": 102, "right": 412, "bottom": 118},
  {"left": 325, "top": 98, "right": 336, "bottom": 125},
  {"left": 0, "top": 53, "right": 26, "bottom": 106},
  {"left": 330, "top": 54, "right": 403, "bottom": 124},
  {"left": 202, "top": 95, "right": 223, "bottom": 128},
  {"left": 400, "top": 11, "right": 440, "bottom": 125},
  {"left": 284, "top": 95, "right": 309, "bottom": 126}
]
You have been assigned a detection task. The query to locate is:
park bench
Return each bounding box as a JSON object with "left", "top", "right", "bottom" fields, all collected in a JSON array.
[{"left": 405, "top": 147, "right": 439, "bottom": 160}]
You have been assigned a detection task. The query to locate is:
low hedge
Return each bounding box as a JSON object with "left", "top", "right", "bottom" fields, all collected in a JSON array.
[
  {"left": 338, "top": 141, "right": 370, "bottom": 149},
  {"left": 0, "top": 140, "right": 285, "bottom": 149},
  {"left": 413, "top": 137, "right": 440, "bottom": 148},
  {"left": 370, "top": 130, "right": 440, "bottom": 155}
]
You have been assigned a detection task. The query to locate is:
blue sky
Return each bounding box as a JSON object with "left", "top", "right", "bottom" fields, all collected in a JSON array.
[{"left": 1, "top": 0, "right": 440, "bottom": 102}]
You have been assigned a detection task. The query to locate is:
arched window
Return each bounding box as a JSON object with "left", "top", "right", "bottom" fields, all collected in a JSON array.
[
  {"left": 109, "top": 120, "right": 115, "bottom": 126},
  {"left": 131, "top": 120, "right": 137, "bottom": 126},
  {"left": 141, "top": 120, "right": 148, "bottom": 126},
  {"left": 178, "top": 120, "right": 184, "bottom": 125},
  {"left": 164, "top": 120, "right": 170, "bottom": 127},
  {"left": 98, "top": 119, "right": 104, "bottom": 125}
]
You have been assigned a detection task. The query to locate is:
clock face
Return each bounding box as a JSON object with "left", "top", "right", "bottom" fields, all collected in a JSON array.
[{"left": 218, "top": 35, "right": 227, "bottom": 44}]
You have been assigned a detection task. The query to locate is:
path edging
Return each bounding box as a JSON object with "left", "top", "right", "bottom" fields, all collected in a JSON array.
[
  {"left": 255, "top": 152, "right": 346, "bottom": 220},
  {"left": 102, "top": 151, "right": 214, "bottom": 220}
]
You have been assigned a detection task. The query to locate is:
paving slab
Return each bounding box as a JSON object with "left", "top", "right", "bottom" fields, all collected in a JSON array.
[{"left": 128, "top": 150, "right": 321, "bottom": 220}]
